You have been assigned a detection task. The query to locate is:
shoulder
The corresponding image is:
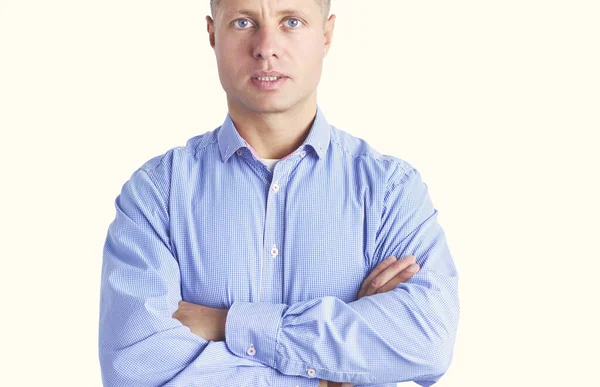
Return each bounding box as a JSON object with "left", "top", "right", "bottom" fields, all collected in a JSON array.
[
  {"left": 126, "top": 128, "right": 219, "bottom": 196},
  {"left": 329, "top": 125, "right": 416, "bottom": 183},
  {"left": 137, "top": 128, "right": 219, "bottom": 174}
]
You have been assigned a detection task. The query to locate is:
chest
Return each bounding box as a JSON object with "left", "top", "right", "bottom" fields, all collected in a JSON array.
[{"left": 170, "top": 162, "right": 380, "bottom": 308}]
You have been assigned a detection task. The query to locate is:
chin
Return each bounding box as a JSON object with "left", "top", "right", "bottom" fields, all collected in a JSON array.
[
  {"left": 244, "top": 97, "right": 297, "bottom": 114},
  {"left": 227, "top": 86, "right": 309, "bottom": 115}
]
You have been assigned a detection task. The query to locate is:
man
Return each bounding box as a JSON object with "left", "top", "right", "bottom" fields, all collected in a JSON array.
[{"left": 98, "top": 0, "right": 459, "bottom": 386}]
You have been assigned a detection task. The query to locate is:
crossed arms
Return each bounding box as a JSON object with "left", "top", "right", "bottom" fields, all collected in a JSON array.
[
  {"left": 171, "top": 254, "right": 421, "bottom": 387},
  {"left": 99, "top": 166, "right": 459, "bottom": 386}
]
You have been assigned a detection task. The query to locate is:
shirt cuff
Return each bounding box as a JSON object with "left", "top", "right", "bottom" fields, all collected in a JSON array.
[{"left": 225, "top": 301, "right": 287, "bottom": 369}]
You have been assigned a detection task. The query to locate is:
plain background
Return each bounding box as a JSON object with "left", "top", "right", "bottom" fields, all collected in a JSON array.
[{"left": 1, "top": 1, "right": 599, "bottom": 386}]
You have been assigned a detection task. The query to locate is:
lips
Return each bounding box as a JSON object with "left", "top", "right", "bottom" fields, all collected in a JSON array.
[
  {"left": 250, "top": 76, "right": 288, "bottom": 90},
  {"left": 251, "top": 71, "right": 287, "bottom": 79}
]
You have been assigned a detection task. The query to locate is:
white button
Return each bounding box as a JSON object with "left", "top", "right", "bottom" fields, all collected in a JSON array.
[
  {"left": 247, "top": 344, "right": 256, "bottom": 356},
  {"left": 236, "top": 150, "right": 243, "bottom": 156},
  {"left": 272, "top": 182, "right": 280, "bottom": 192},
  {"left": 307, "top": 368, "right": 316, "bottom": 377},
  {"left": 271, "top": 245, "right": 279, "bottom": 257},
  {"left": 300, "top": 151, "right": 307, "bottom": 158}
]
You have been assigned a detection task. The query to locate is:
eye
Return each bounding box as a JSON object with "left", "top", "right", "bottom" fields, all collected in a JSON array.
[
  {"left": 284, "top": 18, "right": 302, "bottom": 28},
  {"left": 233, "top": 18, "right": 254, "bottom": 29}
]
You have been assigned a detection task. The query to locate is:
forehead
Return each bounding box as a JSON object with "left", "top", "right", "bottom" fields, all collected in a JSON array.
[{"left": 218, "top": 0, "right": 320, "bottom": 18}]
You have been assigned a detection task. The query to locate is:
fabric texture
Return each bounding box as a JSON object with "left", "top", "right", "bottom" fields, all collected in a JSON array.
[{"left": 99, "top": 106, "right": 460, "bottom": 387}]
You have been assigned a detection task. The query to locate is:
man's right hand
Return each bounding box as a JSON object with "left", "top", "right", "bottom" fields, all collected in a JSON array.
[
  {"left": 322, "top": 255, "right": 420, "bottom": 387},
  {"left": 357, "top": 255, "right": 420, "bottom": 299}
]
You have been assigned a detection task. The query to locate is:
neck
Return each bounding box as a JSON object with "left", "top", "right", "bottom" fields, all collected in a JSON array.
[{"left": 226, "top": 97, "right": 318, "bottom": 159}]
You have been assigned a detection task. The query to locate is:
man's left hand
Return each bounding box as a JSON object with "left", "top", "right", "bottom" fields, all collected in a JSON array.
[{"left": 172, "top": 300, "right": 229, "bottom": 342}]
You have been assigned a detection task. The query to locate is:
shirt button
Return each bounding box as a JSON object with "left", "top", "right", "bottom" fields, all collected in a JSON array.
[
  {"left": 272, "top": 182, "right": 280, "bottom": 192},
  {"left": 236, "top": 150, "right": 243, "bottom": 156},
  {"left": 271, "top": 245, "right": 279, "bottom": 257},
  {"left": 300, "top": 151, "right": 307, "bottom": 158},
  {"left": 247, "top": 344, "right": 256, "bottom": 356},
  {"left": 307, "top": 368, "right": 316, "bottom": 377}
]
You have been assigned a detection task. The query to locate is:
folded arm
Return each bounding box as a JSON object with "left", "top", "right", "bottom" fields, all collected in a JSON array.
[
  {"left": 224, "top": 166, "right": 460, "bottom": 386},
  {"left": 98, "top": 168, "right": 321, "bottom": 387}
]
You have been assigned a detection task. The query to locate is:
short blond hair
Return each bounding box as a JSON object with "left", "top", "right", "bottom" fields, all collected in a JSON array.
[{"left": 210, "top": 0, "right": 331, "bottom": 19}]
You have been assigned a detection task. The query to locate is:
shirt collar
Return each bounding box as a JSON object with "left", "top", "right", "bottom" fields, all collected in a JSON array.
[{"left": 218, "top": 105, "right": 331, "bottom": 163}]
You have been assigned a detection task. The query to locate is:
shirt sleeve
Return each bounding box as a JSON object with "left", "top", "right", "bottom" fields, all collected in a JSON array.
[
  {"left": 224, "top": 166, "right": 460, "bottom": 386},
  {"left": 99, "top": 167, "right": 321, "bottom": 387}
]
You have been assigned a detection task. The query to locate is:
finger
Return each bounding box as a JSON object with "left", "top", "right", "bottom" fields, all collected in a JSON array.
[
  {"left": 364, "top": 255, "right": 416, "bottom": 297},
  {"left": 362, "top": 256, "right": 398, "bottom": 288},
  {"left": 357, "top": 256, "right": 398, "bottom": 299},
  {"left": 375, "top": 263, "right": 420, "bottom": 294}
]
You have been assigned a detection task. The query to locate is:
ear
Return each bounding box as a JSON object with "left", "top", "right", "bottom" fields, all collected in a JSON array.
[
  {"left": 323, "top": 14, "right": 336, "bottom": 57},
  {"left": 206, "top": 15, "right": 216, "bottom": 49}
]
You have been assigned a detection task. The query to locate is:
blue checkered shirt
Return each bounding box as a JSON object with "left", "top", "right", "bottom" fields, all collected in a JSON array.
[{"left": 99, "top": 106, "right": 459, "bottom": 387}]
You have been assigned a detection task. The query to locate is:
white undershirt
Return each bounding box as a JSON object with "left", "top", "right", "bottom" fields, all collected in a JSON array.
[{"left": 261, "top": 158, "right": 280, "bottom": 172}]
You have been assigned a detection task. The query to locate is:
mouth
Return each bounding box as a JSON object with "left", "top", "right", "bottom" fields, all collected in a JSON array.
[
  {"left": 253, "top": 76, "right": 285, "bottom": 82},
  {"left": 251, "top": 71, "right": 288, "bottom": 81},
  {"left": 250, "top": 74, "right": 288, "bottom": 91}
]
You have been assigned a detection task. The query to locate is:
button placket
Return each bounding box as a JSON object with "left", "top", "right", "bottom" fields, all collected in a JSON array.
[{"left": 262, "top": 162, "right": 294, "bottom": 304}]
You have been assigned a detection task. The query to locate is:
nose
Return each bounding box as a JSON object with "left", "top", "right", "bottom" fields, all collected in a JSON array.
[{"left": 252, "top": 25, "right": 281, "bottom": 60}]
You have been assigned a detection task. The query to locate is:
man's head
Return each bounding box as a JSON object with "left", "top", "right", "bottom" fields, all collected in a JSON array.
[{"left": 206, "top": 0, "right": 335, "bottom": 116}]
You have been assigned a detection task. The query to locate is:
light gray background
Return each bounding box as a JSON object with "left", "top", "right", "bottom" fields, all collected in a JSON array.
[{"left": 1, "top": 1, "right": 598, "bottom": 386}]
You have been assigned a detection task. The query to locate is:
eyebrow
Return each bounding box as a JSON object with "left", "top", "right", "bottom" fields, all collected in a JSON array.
[{"left": 227, "top": 8, "right": 310, "bottom": 20}]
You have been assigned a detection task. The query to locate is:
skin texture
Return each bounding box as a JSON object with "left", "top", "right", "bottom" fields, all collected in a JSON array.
[{"left": 171, "top": 1, "right": 422, "bottom": 385}]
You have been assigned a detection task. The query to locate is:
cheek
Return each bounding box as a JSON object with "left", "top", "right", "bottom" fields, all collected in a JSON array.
[
  {"left": 293, "top": 40, "right": 324, "bottom": 77},
  {"left": 216, "top": 45, "right": 245, "bottom": 83},
  {"left": 291, "top": 34, "right": 324, "bottom": 61},
  {"left": 217, "top": 37, "right": 243, "bottom": 57}
]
